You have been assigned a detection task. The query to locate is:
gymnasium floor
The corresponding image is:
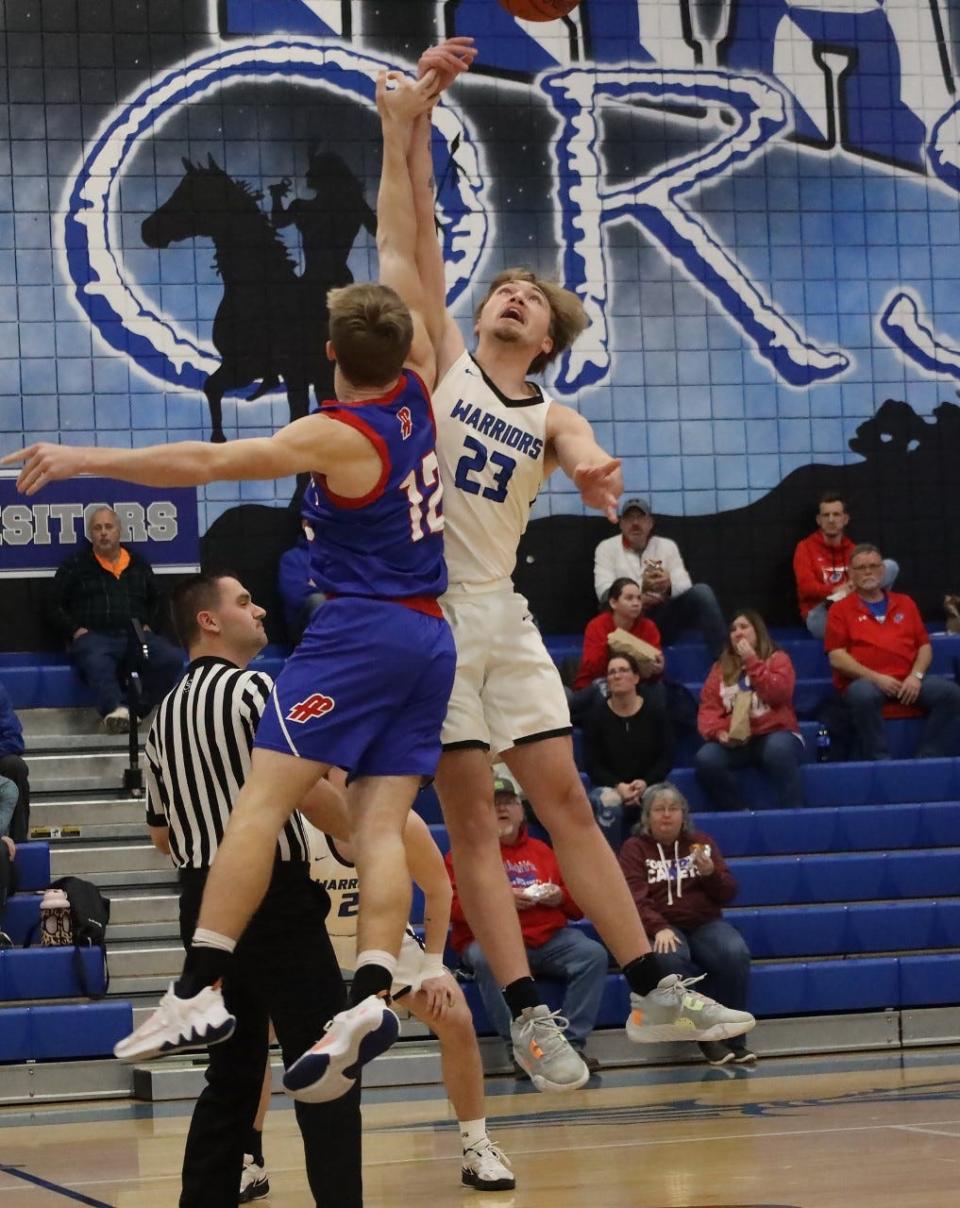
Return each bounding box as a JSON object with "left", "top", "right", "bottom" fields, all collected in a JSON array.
[{"left": 1, "top": 1048, "right": 957, "bottom": 1206}]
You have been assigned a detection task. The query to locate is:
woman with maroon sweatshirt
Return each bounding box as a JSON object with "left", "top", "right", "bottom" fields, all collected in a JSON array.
[
  {"left": 694, "top": 611, "right": 804, "bottom": 810},
  {"left": 618, "top": 782, "right": 755, "bottom": 1065}
]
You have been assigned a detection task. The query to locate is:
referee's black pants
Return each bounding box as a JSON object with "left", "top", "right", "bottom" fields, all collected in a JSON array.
[{"left": 178, "top": 862, "right": 362, "bottom": 1207}]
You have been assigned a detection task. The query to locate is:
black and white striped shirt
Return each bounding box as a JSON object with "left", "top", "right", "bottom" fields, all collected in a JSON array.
[{"left": 144, "top": 656, "right": 309, "bottom": 868}]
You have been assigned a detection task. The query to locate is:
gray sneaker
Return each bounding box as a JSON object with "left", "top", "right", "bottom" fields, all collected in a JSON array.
[
  {"left": 626, "top": 974, "right": 755, "bottom": 1043},
  {"left": 510, "top": 1006, "right": 590, "bottom": 1092}
]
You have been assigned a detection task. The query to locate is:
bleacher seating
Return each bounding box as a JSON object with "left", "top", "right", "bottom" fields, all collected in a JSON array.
[
  {"left": 0, "top": 947, "right": 107, "bottom": 1000},
  {"left": 0, "top": 1002, "right": 131, "bottom": 1062}
]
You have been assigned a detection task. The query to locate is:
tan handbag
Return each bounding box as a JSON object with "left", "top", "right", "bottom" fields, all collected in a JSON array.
[{"left": 607, "top": 628, "right": 660, "bottom": 665}]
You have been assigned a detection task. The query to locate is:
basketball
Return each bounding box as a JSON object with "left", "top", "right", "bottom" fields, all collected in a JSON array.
[{"left": 499, "top": 0, "right": 582, "bottom": 22}]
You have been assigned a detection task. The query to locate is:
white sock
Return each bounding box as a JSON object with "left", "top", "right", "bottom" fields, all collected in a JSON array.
[
  {"left": 460, "top": 1119, "right": 487, "bottom": 1152},
  {"left": 354, "top": 949, "right": 398, "bottom": 978},
  {"left": 192, "top": 927, "right": 236, "bottom": 954}
]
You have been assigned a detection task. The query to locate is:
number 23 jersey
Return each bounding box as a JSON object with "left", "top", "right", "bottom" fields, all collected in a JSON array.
[{"left": 433, "top": 350, "right": 550, "bottom": 590}]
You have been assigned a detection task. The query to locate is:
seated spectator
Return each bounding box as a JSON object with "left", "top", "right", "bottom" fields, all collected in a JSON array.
[
  {"left": 574, "top": 578, "right": 664, "bottom": 691},
  {"left": 618, "top": 782, "right": 754, "bottom": 1066},
  {"left": 278, "top": 528, "right": 327, "bottom": 644},
  {"left": 695, "top": 611, "right": 803, "bottom": 810},
  {"left": 593, "top": 498, "right": 726, "bottom": 656},
  {"left": 0, "top": 678, "right": 30, "bottom": 841},
  {"left": 445, "top": 776, "right": 609, "bottom": 1076},
  {"left": 0, "top": 774, "right": 18, "bottom": 839},
  {"left": 583, "top": 653, "right": 674, "bottom": 850},
  {"left": 51, "top": 507, "right": 183, "bottom": 733},
  {"left": 0, "top": 835, "right": 16, "bottom": 947},
  {"left": 825, "top": 543, "right": 960, "bottom": 760},
  {"left": 793, "top": 491, "right": 899, "bottom": 640}
]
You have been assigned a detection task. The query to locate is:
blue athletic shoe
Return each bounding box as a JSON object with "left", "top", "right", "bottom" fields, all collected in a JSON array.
[{"left": 283, "top": 995, "right": 399, "bottom": 1103}]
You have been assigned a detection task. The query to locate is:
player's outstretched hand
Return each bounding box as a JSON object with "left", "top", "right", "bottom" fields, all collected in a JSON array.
[
  {"left": 573, "top": 457, "right": 623, "bottom": 523},
  {"left": 417, "top": 36, "right": 477, "bottom": 92},
  {"left": 1, "top": 442, "right": 86, "bottom": 495},
  {"left": 376, "top": 69, "right": 442, "bottom": 123}
]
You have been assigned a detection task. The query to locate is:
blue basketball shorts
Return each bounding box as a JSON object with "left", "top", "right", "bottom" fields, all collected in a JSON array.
[{"left": 254, "top": 597, "right": 456, "bottom": 778}]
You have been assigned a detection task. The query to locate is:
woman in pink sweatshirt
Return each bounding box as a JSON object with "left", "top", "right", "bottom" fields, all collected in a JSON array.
[
  {"left": 694, "top": 611, "right": 804, "bottom": 810},
  {"left": 618, "top": 782, "right": 755, "bottom": 1065}
]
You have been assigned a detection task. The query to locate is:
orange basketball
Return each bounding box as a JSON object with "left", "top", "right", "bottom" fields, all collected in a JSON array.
[{"left": 499, "top": 0, "right": 582, "bottom": 22}]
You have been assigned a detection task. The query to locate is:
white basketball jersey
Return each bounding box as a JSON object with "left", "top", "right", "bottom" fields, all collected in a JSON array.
[
  {"left": 306, "top": 823, "right": 360, "bottom": 972},
  {"left": 433, "top": 350, "right": 551, "bottom": 590}
]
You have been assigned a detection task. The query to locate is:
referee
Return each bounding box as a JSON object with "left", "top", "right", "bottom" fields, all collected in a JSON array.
[{"left": 144, "top": 571, "right": 361, "bottom": 1207}]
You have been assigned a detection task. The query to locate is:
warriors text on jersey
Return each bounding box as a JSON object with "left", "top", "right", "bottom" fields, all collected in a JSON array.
[
  {"left": 302, "top": 369, "right": 447, "bottom": 602},
  {"left": 432, "top": 351, "right": 550, "bottom": 590}
]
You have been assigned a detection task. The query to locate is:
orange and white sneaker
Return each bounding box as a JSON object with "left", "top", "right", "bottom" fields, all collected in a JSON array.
[
  {"left": 509, "top": 1006, "right": 589, "bottom": 1093},
  {"left": 282, "top": 995, "right": 399, "bottom": 1103},
  {"left": 113, "top": 982, "right": 235, "bottom": 1062},
  {"left": 626, "top": 974, "right": 755, "bottom": 1043}
]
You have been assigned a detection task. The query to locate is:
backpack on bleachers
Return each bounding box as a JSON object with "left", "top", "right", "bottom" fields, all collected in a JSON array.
[{"left": 50, "top": 876, "right": 111, "bottom": 999}]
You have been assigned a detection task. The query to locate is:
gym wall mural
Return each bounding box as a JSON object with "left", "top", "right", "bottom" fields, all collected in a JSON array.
[{"left": 1, "top": 0, "right": 960, "bottom": 645}]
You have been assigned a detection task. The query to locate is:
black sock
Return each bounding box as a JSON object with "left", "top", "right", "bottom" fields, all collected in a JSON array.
[
  {"left": 623, "top": 954, "right": 665, "bottom": 997},
  {"left": 349, "top": 963, "right": 393, "bottom": 1007},
  {"left": 247, "top": 1127, "right": 264, "bottom": 1165},
  {"left": 502, "top": 977, "right": 541, "bottom": 1020},
  {"left": 174, "top": 944, "right": 233, "bottom": 999}
]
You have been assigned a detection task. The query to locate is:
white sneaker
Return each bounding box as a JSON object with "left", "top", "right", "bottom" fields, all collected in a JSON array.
[
  {"left": 239, "top": 1154, "right": 270, "bottom": 1202},
  {"left": 510, "top": 1005, "right": 590, "bottom": 1093},
  {"left": 113, "top": 982, "right": 235, "bottom": 1061},
  {"left": 461, "top": 1137, "right": 516, "bottom": 1191},
  {"left": 626, "top": 974, "right": 755, "bottom": 1043},
  {"left": 282, "top": 995, "right": 399, "bottom": 1103},
  {"left": 104, "top": 706, "right": 130, "bottom": 734}
]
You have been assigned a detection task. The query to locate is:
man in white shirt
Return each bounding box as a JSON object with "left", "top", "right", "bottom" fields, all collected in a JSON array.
[{"left": 593, "top": 498, "right": 726, "bottom": 656}]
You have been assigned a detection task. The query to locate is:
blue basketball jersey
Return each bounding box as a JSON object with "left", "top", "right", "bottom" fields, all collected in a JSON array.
[{"left": 302, "top": 371, "right": 447, "bottom": 601}]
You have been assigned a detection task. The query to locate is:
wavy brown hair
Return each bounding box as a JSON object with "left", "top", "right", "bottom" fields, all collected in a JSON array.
[
  {"left": 474, "top": 268, "right": 588, "bottom": 375},
  {"left": 718, "top": 609, "right": 778, "bottom": 686}
]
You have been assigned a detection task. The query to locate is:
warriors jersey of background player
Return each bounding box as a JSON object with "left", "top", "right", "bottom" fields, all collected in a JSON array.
[{"left": 376, "top": 46, "right": 754, "bottom": 1092}]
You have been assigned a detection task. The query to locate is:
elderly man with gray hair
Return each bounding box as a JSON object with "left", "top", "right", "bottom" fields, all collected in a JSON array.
[
  {"left": 618, "top": 782, "right": 755, "bottom": 1066},
  {"left": 51, "top": 506, "right": 183, "bottom": 732}
]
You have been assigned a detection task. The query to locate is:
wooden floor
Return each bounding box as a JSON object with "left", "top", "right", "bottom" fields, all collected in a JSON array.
[{"left": 1, "top": 1049, "right": 959, "bottom": 1206}]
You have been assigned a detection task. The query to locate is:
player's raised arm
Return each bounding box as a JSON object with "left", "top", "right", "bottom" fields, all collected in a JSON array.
[
  {"left": 1, "top": 410, "right": 376, "bottom": 497},
  {"left": 375, "top": 70, "right": 442, "bottom": 386},
  {"left": 545, "top": 403, "right": 623, "bottom": 523}
]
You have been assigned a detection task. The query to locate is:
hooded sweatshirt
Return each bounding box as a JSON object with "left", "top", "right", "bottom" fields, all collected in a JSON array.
[
  {"left": 793, "top": 530, "right": 855, "bottom": 618},
  {"left": 618, "top": 827, "right": 736, "bottom": 935},
  {"left": 444, "top": 825, "right": 582, "bottom": 952}
]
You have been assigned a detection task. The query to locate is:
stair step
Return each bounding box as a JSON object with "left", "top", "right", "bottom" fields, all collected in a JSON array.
[
  {"left": 31, "top": 798, "right": 146, "bottom": 827},
  {"left": 19, "top": 707, "right": 151, "bottom": 744},
  {"left": 108, "top": 893, "right": 180, "bottom": 925},
  {"left": 108, "top": 973, "right": 174, "bottom": 996},
  {"left": 84, "top": 869, "right": 178, "bottom": 890},
  {"left": 109, "top": 920, "right": 182, "bottom": 942},
  {"left": 27, "top": 751, "right": 136, "bottom": 793},
  {"left": 50, "top": 843, "right": 170, "bottom": 876},
  {"left": 108, "top": 945, "right": 184, "bottom": 978}
]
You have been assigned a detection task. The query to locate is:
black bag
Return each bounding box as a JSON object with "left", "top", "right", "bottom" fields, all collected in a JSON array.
[{"left": 50, "top": 876, "right": 111, "bottom": 999}]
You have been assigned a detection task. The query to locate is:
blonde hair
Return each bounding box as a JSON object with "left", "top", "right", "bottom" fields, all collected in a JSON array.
[
  {"left": 474, "top": 268, "right": 588, "bottom": 375},
  {"left": 327, "top": 283, "right": 413, "bottom": 387}
]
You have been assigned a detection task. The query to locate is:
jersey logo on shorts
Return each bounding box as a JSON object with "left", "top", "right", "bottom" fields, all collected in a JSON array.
[
  {"left": 397, "top": 405, "right": 413, "bottom": 440},
  {"left": 287, "top": 692, "right": 336, "bottom": 723}
]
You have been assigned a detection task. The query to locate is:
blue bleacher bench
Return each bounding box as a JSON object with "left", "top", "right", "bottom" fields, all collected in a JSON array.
[
  {"left": 0, "top": 946, "right": 107, "bottom": 1001},
  {"left": 0, "top": 1001, "right": 133, "bottom": 1063}
]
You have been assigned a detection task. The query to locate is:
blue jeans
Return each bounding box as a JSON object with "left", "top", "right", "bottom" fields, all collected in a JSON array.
[
  {"left": 71, "top": 630, "right": 184, "bottom": 717},
  {"left": 695, "top": 730, "right": 804, "bottom": 809},
  {"left": 0, "top": 774, "right": 18, "bottom": 838},
  {"left": 647, "top": 583, "right": 727, "bottom": 658},
  {"left": 653, "top": 919, "right": 751, "bottom": 1048},
  {"left": 844, "top": 675, "right": 960, "bottom": 760},
  {"left": 588, "top": 786, "right": 625, "bottom": 851},
  {"left": 463, "top": 927, "right": 609, "bottom": 1049},
  {"left": 806, "top": 560, "right": 899, "bottom": 640}
]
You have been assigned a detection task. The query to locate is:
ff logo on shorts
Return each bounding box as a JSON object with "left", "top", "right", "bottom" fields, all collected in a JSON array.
[{"left": 287, "top": 693, "right": 336, "bottom": 724}]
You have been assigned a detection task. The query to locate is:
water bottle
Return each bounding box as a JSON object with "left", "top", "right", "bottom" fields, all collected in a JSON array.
[{"left": 816, "top": 724, "right": 831, "bottom": 763}]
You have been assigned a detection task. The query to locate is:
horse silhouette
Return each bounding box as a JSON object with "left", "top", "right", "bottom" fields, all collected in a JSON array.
[{"left": 141, "top": 155, "right": 335, "bottom": 442}]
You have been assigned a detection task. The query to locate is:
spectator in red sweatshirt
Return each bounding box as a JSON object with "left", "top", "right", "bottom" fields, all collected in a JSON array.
[
  {"left": 793, "top": 492, "right": 898, "bottom": 640},
  {"left": 826, "top": 543, "right": 960, "bottom": 760},
  {"left": 445, "top": 776, "right": 609, "bottom": 1075},
  {"left": 694, "top": 611, "right": 804, "bottom": 809},
  {"left": 618, "top": 782, "right": 754, "bottom": 1066}
]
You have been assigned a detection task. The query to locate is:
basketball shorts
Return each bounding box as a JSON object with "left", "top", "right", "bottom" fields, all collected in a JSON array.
[
  {"left": 254, "top": 597, "right": 456, "bottom": 778},
  {"left": 439, "top": 586, "right": 571, "bottom": 755}
]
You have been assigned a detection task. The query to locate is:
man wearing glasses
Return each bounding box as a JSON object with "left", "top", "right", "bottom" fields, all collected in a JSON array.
[{"left": 825, "top": 544, "right": 960, "bottom": 759}]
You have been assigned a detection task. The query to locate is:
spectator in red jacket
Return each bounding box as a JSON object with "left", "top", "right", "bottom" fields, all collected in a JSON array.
[
  {"left": 445, "top": 776, "right": 609, "bottom": 1075},
  {"left": 825, "top": 543, "right": 960, "bottom": 760},
  {"left": 618, "top": 782, "right": 754, "bottom": 1065},
  {"left": 694, "top": 610, "right": 804, "bottom": 809},
  {"left": 793, "top": 492, "right": 898, "bottom": 639},
  {"left": 570, "top": 577, "right": 666, "bottom": 724}
]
